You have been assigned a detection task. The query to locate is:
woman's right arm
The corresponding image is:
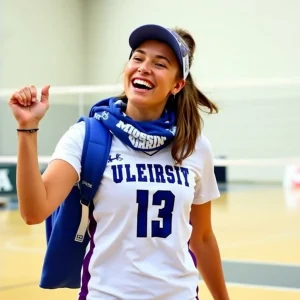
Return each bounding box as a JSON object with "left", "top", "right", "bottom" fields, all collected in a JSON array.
[{"left": 10, "top": 85, "right": 78, "bottom": 224}]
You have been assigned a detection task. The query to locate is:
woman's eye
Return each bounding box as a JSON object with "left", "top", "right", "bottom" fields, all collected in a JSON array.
[
  {"left": 156, "top": 63, "right": 166, "bottom": 68},
  {"left": 133, "top": 56, "right": 142, "bottom": 61}
]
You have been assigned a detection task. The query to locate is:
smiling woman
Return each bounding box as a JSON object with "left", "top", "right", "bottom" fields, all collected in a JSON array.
[
  {"left": 120, "top": 24, "right": 218, "bottom": 165},
  {"left": 124, "top": 40, "right": 185, "bottom": 120},
  {"left": 8, "top": 24, "right": 229, "bottom": 300}
]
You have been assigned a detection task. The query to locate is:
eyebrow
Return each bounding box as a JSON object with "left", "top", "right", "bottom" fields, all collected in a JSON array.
[{"left": 134, "top": 49, "right": 171, "bottom": 65}]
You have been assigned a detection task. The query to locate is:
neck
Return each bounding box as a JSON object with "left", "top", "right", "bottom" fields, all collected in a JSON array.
[{"left": 125, "top": 103, "right": 165, "bottom": 121}]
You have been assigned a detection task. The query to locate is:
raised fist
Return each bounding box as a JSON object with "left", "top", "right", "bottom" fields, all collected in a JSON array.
[{"left": 9, "top": 85, "right": 50, "bottom": 128}]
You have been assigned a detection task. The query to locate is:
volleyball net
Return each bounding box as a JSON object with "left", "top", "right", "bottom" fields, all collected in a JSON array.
[{"left": 0, "top": 78, "right": 300, "bottom": 187}]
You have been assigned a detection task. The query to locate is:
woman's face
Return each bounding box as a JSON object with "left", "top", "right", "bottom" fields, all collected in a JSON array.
[{"left": 124, "top": 40, "right": 185, "bottom": 119}]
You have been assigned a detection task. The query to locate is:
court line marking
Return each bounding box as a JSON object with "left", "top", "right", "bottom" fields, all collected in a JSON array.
[
  {"left": 219, "top": 230, "right": 300, "bottom": 267},
  {"left": 220, "top": 230, "right": 300, "bottom": 250},
  {"left": 1, "top": 231, "right": 300, "bottom": 267},
  {"left": 229, "top": 282, "right": 300, "bottom": 293},
  {"left": 2, "top": 240, "right": 300, "bottom": 267},
  {"left": 0, "top": 281, "right": 38, "bottom": 291},
  {"left": 199, "top": 281, "right": 300, "bottom": 293},
  {"left": 0, "top": 233, "right": 45, "bottom": 254},
  {"left": 1, "top": 243, "right": 45, "bottom": 253},
  {"left": 223, "top": 258, "right": 300, "bottom": 268}
]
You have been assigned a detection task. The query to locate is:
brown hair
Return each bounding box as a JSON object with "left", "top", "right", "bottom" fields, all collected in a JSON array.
[
  {"left": 118, "top": 27, "right": 218, "bottom": 165},
  {"left": 170, "top": 27, "right": 218, "bottom": 164}
]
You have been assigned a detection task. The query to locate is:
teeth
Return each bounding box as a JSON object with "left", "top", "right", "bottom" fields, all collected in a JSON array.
[{"left": 133, "top": 79, "right": 154, "bottom": 89}]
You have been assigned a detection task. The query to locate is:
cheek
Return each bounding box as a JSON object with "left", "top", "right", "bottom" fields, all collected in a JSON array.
[
  {"left": 156, "top": 74, "right": 176, "bottom": 92},
  {"left": 124, "top": 63, "right": 135, "bottom": 82}
]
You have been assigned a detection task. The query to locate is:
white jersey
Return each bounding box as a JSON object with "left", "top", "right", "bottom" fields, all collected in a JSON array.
[{"left": 50, "top": 121, "right": 220, "bottom": 300}]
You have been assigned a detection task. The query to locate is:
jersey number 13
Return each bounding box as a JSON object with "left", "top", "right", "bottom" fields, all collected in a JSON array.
[{"left": 136, "top": 190, "right": 175, "bottom": 238}]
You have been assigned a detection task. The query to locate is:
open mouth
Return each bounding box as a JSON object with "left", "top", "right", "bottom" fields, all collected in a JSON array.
[{"left": 132, "top": 78, "right": 154, "bottom": 91}]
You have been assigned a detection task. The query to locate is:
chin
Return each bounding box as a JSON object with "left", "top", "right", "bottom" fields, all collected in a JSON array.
[
  {"left": 128, "top": 95, "right": 151, "bottom": 108},
  {"left": 126, "top": 89, "right": 152, "bottom": 105}
]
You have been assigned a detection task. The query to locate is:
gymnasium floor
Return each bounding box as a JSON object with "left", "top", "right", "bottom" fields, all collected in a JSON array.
[{"left": 1, "top": 183, "right": 300, "bottom": 300}]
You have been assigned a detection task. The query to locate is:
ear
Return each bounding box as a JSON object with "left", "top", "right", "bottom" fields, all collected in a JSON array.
[{"left": 172, "top": 79, "right": 186, "bottom": 95}]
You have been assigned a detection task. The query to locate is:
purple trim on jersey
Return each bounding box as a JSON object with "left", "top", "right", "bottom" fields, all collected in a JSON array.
[
  {"left": 195, "top": 286, "right": 199, "bottom": 299},
  {"left": 189, "top": 245, "right": 197, "bottom": 267},
  {"left": 188, "top": 243, "right": 199, "bottom": 299},
  {"left": 188, "top": 220, "right": 199, "bottom": 299},
  {"left": 78, "top": 209, "right": 97, "bottom": 300}
]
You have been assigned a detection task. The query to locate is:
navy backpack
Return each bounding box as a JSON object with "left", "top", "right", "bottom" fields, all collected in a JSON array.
[{"left": 40, "top": 115, "right": 112, "bottom": 289}]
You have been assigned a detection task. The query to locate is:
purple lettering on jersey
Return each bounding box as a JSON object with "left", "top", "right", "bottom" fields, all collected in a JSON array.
[
  {"left": 153, "top": 164, "right": 166, "bottom": 183},
  {"left": 111, "top": 165, "right": 123, "bottom": 183},
  {"left": 174, "top": 166, "right": 183, "bottom": 185},
  {"left": 180, "top": 167, "right": 190, "bottom": 187},
  {"left": 165, "top": 165, "right": 175, "bottom": 183},
  {"left": 147, "top": 164, "right": 155, "bottom": 182},
  {"left": 111, "top": 164, "right": 190, "bottom": 187},
  {"left": 125, "top": 164, "right": 137, "bottom": 182},
  {"left": 136, "top": 164, "right": 147, "bottom": 182}
]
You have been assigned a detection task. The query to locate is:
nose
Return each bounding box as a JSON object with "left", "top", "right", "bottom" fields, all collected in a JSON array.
[{"left": 138, "top": 61, "right": 152, "bottom": 74}]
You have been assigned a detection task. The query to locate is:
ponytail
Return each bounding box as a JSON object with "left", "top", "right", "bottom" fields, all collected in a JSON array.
[{"left": 170, "top": 28, "right": 218, "bottom": 165}]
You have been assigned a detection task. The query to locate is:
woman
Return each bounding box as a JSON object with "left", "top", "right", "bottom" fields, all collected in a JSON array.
[{"left": 9, "top": 24, "right": 229, "bottom": 300}]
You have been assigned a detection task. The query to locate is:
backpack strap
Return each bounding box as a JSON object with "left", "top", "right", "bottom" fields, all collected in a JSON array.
[
  {"left": 75, "top": 116, "right": 112, "bottom": 242},
  {"left": 40, "top": 116, "right": 112, "bottom": 289}
]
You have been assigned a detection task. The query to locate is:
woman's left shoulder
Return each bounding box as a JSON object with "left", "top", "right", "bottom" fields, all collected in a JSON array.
[
  {"left": 184, "top": 133, "right": 215, "bottom": 167},
  {"left": 194, "top": 133, "right": 214, "bottom": 154}
]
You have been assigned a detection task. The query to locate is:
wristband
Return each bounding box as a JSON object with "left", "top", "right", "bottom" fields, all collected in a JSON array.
[{"left": 17, "top": 128, "right": 39, "bottom": 133}]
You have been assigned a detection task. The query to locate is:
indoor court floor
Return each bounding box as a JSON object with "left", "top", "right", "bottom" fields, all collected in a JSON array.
[{"left": 1, "top": 183, "right": 300, "bottom": 300}]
